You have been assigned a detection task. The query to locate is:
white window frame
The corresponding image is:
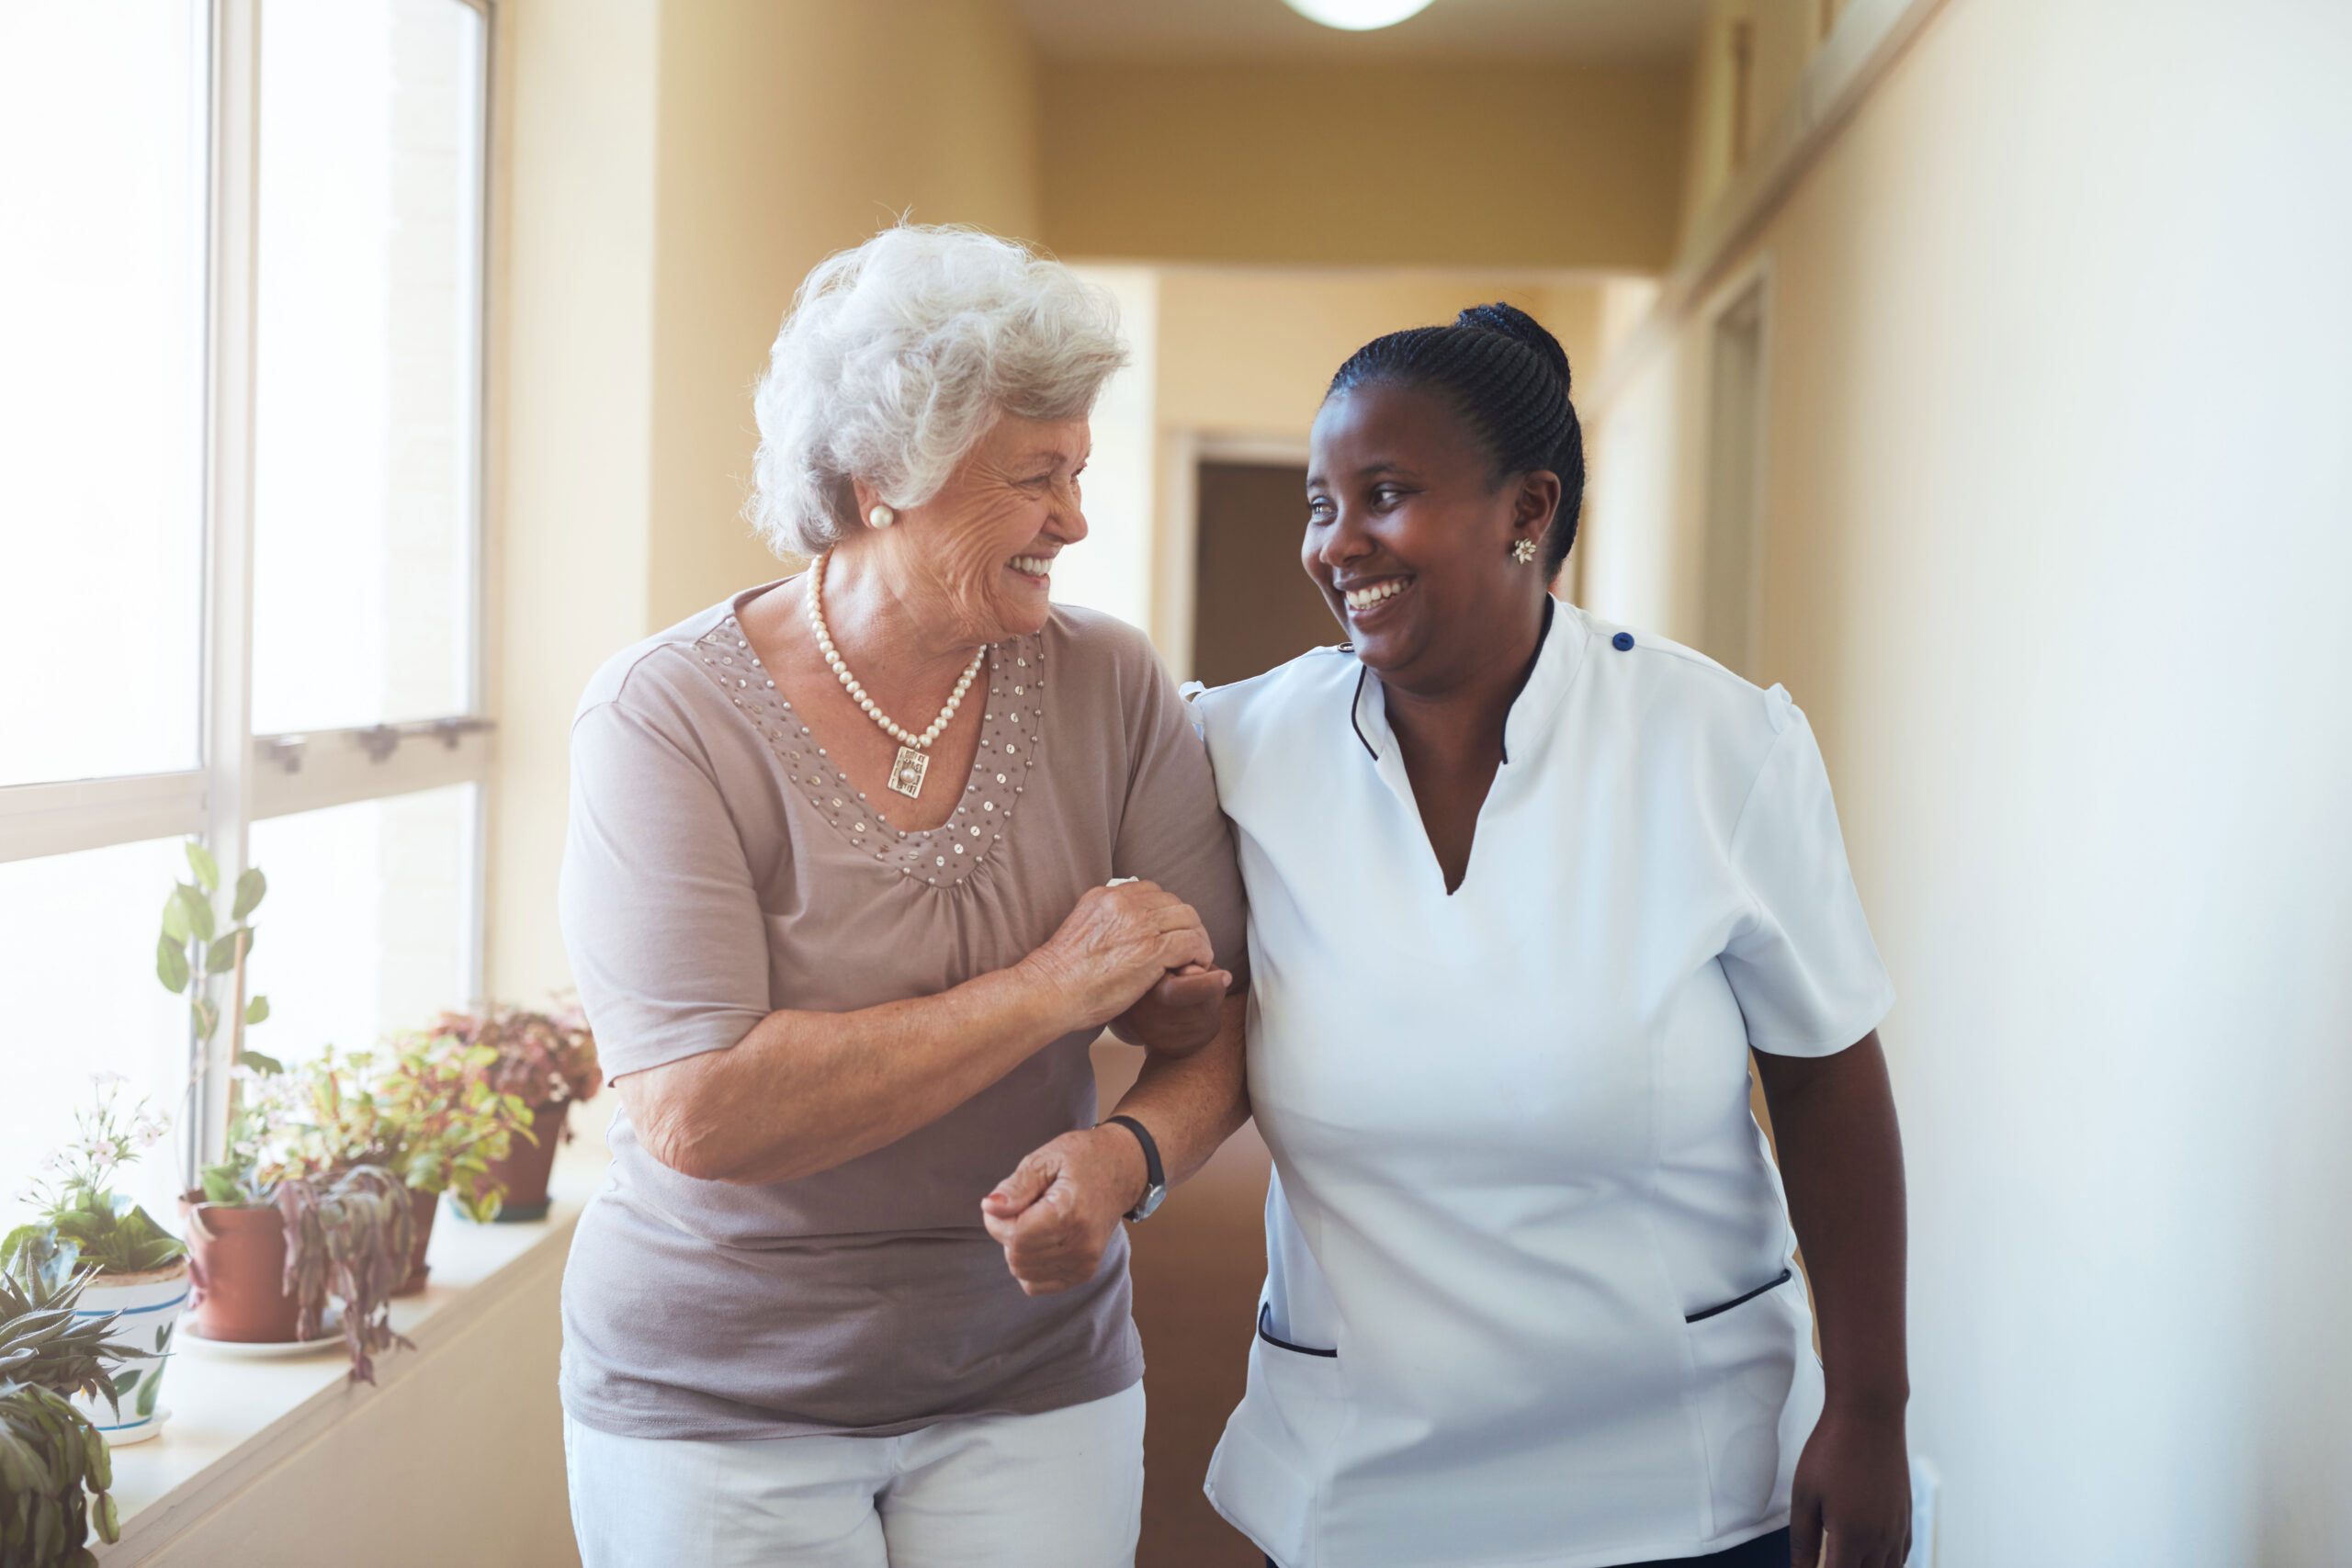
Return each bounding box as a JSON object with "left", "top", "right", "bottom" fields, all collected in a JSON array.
[{"left": 0, "top": 0, "right": 496, "bottom": 1185}]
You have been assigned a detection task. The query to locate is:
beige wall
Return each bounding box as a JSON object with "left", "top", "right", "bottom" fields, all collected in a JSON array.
[
  {"left": 1584, "top": 0, "right": 2352, "bottom": 1561},
  {"left": 1153, "top": 268, "right": 1604, "bottom": 443},
  {"left": 645, "top": 0, "right": 1042, "bottom": 633},
  {"left": 484, "top": 0, "right": 662, "bottom": 1021},
  {"left": 488, "top": 0, "right": 1042, "bottom": 1009},
  {"left": 1035, "top": 265, "right": 1614, "bottom": 673},
  {"left": 1041, "top": 61, "right": 1688, "bottom": 271}
]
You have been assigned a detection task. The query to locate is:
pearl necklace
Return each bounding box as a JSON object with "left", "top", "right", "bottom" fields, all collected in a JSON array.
[{"left": 807, "top": 552, "right": 986, "bottom": 799}]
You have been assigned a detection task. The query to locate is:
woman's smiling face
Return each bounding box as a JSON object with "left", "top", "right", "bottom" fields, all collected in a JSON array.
[{"left": 1304, "top": 382, "right": 1557, "bottom": 691}]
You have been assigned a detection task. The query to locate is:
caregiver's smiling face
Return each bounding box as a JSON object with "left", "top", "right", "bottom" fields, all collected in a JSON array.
[{"left": 1303, "top": 381, "right": 1554, "bottom": 694}]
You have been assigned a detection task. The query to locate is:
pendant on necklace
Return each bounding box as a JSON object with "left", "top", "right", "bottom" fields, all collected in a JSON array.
[{"left": 888, "top": 746, "right": 930, "bottom": 799}]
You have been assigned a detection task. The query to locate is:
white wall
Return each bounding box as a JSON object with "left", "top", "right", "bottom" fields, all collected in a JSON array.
[{"left": 1583, "top": 2, "right": 2352, "bottom": 1562}]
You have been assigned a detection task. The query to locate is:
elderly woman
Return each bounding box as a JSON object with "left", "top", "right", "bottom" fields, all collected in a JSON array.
[{"left": 555, "top": 226, "right": 1248, "bottom": 1567}]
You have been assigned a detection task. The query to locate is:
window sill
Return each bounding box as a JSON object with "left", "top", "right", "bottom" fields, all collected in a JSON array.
[{"left": 97, "top": 1110, "right": 611, "bottom": 1562}]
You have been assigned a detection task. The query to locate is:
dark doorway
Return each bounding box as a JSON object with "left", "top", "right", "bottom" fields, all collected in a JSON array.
[{"left": 1192, "top": 461, "right": 1338, "bottom": 687}]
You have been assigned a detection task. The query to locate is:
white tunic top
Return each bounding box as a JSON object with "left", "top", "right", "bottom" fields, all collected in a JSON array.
[{"left": 1193, "top": 603, "right": 1894, "bottom": 1568}]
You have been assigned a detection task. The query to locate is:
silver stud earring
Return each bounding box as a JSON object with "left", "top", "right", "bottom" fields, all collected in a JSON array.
[
  {"left": 1510, "top": 537, "right": 1538, "bottom": 564},
  {"left": 867, "top": 504, "right": 896, "bottom": 529}
]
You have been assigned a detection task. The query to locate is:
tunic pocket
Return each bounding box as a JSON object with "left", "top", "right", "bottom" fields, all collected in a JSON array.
[
  {"left": 1685, "top": 1267, "right": 1794, "bottom": 1324},
  {"left": 1257, "top": 1301, "right": 1338, "bottom": 1359},
  {"left": 1682, "top": 1265, "right": 1819, "bottom": 1534}
]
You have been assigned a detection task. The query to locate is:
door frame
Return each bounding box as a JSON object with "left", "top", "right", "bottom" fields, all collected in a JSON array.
[{"left": 1156, "top": 430, "right": 1312, "bottom": 682}]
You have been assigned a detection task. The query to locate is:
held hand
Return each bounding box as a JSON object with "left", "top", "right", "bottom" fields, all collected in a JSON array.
[
  {"left": 980, "top": 1126, "right": 1147, "bottom": 1296},
  {"left": 1020, "top": 881, "right": 1216, "bottom": 1033},
  {"left": 1790, "top": 1401, "right": 1912, "bottom": 1568},
  {"left": 1109, "top": 964, "right": 1230, "bottom": 1057}
]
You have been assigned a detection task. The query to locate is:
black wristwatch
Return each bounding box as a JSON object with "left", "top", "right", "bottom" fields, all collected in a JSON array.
[{"left": 1102, "top": 1114, "right": 1166, "bottom": 1222}]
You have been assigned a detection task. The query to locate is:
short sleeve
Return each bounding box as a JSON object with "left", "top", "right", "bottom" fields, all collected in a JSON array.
[
  {"left": 558, "top": 696, "right": 773, "bottom": 1078},
  {"left": 1114, "top": 655, "right": 1251, "bottom": 990},
  {"left": 1720, "top": 706, "right": 1894, "bottom": 1056}
]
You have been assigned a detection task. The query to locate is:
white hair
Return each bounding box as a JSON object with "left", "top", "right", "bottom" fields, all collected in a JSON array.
[{"left": 747, "top": 225, "right": 1130, "bottom": 558}]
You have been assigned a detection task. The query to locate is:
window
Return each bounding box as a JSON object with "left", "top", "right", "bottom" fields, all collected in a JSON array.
[{"left": 0, "top": 0, "right": 492, "bottom": 1208}]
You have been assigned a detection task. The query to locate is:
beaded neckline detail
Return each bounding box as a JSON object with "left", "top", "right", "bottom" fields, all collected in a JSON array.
[{"left": 694, "top": 608, "right": 1046, "bottom": 890}]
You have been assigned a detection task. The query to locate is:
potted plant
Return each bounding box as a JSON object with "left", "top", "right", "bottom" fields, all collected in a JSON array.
[
  {"left": 266, "top": 1036, "right": 530, "bottom": 1293},
  {"left": 3, "top": 1076, "right": 187, "bottom": 1445},
  {"left": 428, "top": 1003, "right": 600, "bottom": 1221},
  {"left": 0, "top": 1238, "right": 143, "bottom": 1562},
  {"left": 180, "top": 1106, "right": 416, "bottom": 1384}
]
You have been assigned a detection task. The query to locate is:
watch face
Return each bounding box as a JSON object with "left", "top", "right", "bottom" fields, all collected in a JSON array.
[{"left": 1129, "top": 1183, "right": 1168, "bottom": 1222}]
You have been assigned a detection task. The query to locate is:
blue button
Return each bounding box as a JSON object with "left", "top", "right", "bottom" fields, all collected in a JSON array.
[{"left": 1611, "top": 631, "right": 1635, "bottom": 651}]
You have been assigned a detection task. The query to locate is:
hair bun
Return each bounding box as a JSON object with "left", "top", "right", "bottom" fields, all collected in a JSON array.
[{"left": 1454, "top": 302, "right": 1570, "bottom": 395}]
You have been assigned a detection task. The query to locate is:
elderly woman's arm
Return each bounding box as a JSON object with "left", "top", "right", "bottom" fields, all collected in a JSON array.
[
  {"left": 983, "top": 992, "right": 1250, "bottom": 1293},
  {"left": 617, "top": 880, "right": 1215, "bottom": 1185}
]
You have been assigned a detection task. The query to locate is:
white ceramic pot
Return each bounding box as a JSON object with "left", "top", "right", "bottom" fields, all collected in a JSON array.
[{"left": 73, "top": 1260, "right": 192, "bottom": 1445}]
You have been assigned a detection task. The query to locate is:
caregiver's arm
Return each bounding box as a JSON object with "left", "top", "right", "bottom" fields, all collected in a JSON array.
[
  {"left": 616, "top": 881, "right": 1214, "bottom": 1187},
  {"left": 1753, "top": 1029, "right": 1911, "bottom": 1568},
  {"left": 984, "top": 991, "right": 1250, "bottom": 1295}
]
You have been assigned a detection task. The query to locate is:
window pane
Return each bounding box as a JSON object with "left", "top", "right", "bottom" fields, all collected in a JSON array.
[
  {"left": 0, "top": 840, "right": 200, "bottom": 1229},
  {"left": 0, "top": 3, "right": 207, "bottom": 786},
  {"left": 245, "top": 784, "right": 479, "bottom": 1067},
  {"left": 250, "top": 0, "right": 485, "bottom": 734}
]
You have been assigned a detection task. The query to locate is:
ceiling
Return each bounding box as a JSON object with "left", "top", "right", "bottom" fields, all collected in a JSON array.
[{"left": 1011, "top": 0, "right": 1710, "bottom": 64}]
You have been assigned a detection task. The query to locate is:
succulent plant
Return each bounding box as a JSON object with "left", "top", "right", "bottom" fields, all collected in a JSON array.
[
  {"left": 0, "top": 1380, "right": 117, "bottom": 1566},
  {"left": 0, "top": 1241, "right": 143, "bottom": 1564},
  {"left": 0, "top": 1240, "right": 141, "bottom": 1410}
]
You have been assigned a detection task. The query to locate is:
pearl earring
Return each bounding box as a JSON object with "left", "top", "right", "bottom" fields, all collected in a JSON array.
[
  {"left": 867, "top": 504, "right": 896, "bottom": 529},
  {"left": 1510, "top": 537, "right": 1538, "bottom": 564}
]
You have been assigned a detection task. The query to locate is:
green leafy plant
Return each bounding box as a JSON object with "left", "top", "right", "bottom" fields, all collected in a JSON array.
[
  {"left": 5, "top": 1076, "right": 184, "bottom": 1277},
  {"left": 0, "top": 1382, "right": 115, "bottom": 1566},
  {"left": 263, "top": 1037, "right": 531, "bottom": 1223},
  {"left": 153, "top": 840, "right": 277, "bottom": 1089},
  {"left": 0, "top": 1241, "right": 145, "bottom": 1563},
  {"left": 432, "top": 1001, "right": 601, "bottom": 1114}
]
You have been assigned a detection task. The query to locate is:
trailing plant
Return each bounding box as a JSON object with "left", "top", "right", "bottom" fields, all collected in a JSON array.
[
  {"left": 276, "top": 1166, "right": 413, "bottom": 1385},
  {"left": 264, "top": 1037, "right": 531, "bottom": 1222},
  {"left": 430, "top": 1001, "right": 601, "bottom": 1116},
  {"left": 5, "top": 1076, "right": 184, "bottom": 1277},
  {"left": 0, "top": 1241, "right": 142, "bottom": 1563}
]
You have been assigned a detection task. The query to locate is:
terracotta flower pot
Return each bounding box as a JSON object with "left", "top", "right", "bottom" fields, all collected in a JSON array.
[
  {"left": 480, "top": 1098, "right": 568, "bottom": 1222},
  {"left": 181, "top": 1192, "right": 302, "bottom": 1343},
  {"left": 394, "top": 1185, "right": 439, "bottom": 1297},
  {"left": 74, "top": 1259, "right": 192, "bottom": 1445}
]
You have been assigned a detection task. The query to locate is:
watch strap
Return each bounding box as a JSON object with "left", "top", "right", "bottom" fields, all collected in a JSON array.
[{"left": 1102, "top": 1114, "right": 1165, "bottom": 1221}]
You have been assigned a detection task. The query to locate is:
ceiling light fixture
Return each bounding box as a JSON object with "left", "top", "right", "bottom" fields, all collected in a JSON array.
[{"left": 1281, "top": 0, "right": 1437, "bottom": 31}]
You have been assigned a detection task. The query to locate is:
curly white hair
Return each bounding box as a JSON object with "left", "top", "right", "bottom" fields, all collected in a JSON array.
[{"left": 747, "top": 225, "right": 1129, "bottom": 558}]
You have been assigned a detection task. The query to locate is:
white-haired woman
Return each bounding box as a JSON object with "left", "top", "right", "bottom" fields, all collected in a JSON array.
[{"left": 556, "top": 226, "right": 1250, "bottom": 1567}]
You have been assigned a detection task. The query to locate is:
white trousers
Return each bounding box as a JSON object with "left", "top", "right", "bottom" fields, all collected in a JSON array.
[{"left": 563, "top": 1382, "right": 1146, "bottom": 1568}]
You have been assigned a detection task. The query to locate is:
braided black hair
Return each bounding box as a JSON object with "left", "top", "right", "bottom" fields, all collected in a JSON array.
[{"left": 1325, "top": 302, "right": 1585, "bottom": 573}]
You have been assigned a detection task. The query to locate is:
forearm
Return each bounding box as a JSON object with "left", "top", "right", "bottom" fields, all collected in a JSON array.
[
  {"left": 1755, "top": 1031, "right": 1909, "bottom": 1415},
  {"left": 1110, "top": 992, "right": 1250, "bottom": 1191},
  {"left": 622, "top": 961, "right": 1078, "bottom": 1185}
]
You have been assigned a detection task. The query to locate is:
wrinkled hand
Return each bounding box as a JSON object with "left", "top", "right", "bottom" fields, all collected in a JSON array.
[
  {"left": 981, "top": 1125, "right": 1147, "bottom": 1296},
  {"left": 1020, "top": 881, "right": 1216, "bottom": 1033},
  {"left": 1790, "top": 1402, "right": 1911, "bottom": 1568},
  {"left": 1110, "top": 963, "right": 1230, "bottom": 1057}
]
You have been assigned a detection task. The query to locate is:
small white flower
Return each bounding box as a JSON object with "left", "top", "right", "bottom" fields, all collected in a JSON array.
[
  {"left": 10, "top": 1181, "right": 39, "bottom": 1206},
  {"left": 90, "top": 1069, "right": 130, "bottom": 1088}
]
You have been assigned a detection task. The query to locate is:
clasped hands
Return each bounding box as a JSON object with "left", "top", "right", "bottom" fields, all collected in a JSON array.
[{"left": 984, "top": 880, "right": 1224, "bottom": 1296}]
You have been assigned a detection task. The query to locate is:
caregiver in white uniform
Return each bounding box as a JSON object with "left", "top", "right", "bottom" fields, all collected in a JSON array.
[{"left": 989, "top": 304, "right": 1911, "bottom": 1568}]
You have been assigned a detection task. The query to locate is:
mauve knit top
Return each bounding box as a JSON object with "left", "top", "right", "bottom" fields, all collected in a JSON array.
[{"left": 556, "top": 581, "right": 1249, "bottom": 1439}]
